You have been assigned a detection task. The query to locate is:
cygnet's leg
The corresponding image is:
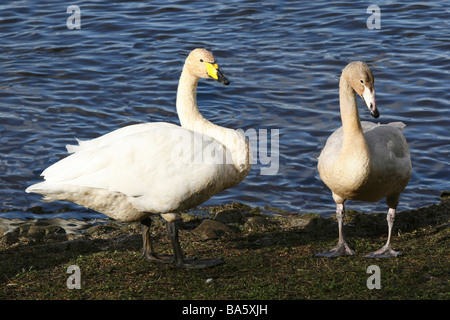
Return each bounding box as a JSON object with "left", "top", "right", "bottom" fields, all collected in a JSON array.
[
  {"left": 364, "top": 208, "right": 401, "bottom": 258},
  {"left": 163, "top": 214, "right": 224, "bottom": 269},
  {"left": 141, "top": 217, "right": 172, "bottom": 263},
  {"left": 316, "top": 203, "right": 355, "bottom": 258}
]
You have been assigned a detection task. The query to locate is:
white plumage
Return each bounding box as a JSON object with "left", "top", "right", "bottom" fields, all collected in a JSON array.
[
  {"left": 27, "top": 49, "right": 251, "bottom": 268},
  {"left": 29, "top": 123, "right": 239, "bottom": 220}
]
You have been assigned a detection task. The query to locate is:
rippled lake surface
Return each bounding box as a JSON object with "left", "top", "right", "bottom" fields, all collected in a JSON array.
[{"left": 1, "top": 1, "right": 449, "bottom": 220}]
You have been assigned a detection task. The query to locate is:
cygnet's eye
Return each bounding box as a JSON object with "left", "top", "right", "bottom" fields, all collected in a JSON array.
[
  {"left": 360, "top": 79, "right": 364, "bottom": 84},
  {"left": 199, "top": 59, "right": 204, "bottom": 62}
]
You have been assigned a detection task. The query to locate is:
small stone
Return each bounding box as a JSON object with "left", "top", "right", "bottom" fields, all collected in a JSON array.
[
  {"left": 289, "top": 217, "right": 312, "bottom": 228},
  {"left": 27, "top": 226, "right": 46, "bottom": 238},
  {"left": 43, "top": 226, "right": 68, "bottom": 242},
  {"left": 193, "top": 219, "right": 234, "bottom": 240},
  {"left": 115, "top": 234, "right": 141, "bottom": 249},
  {"left": 45, "top": 226, "right": 66, "bottom": 235},
  {"left": 0, "top": 230, "right": 19, "bottom": 246},
  {"left": 254, "top": 235, "right": 273, "bottom": 246},
  {"left": 119, "top": 222, "right": 141, "bottom": 234},
  {"left": 66, "top": 239, "right": 95, "bottom": 253},
  {"left": 84, "top": 224, "right": 117, "bottom": 237},
  {"left": 244, "top": 216, "right": 273, "bottom": 232},
  {"left": 214, "top": 209, "right": 244, "bottom": 224},
  {"left": 18, "top": 225, "right": 31, "bottom": 235},
  {"left": 440, "top": 191, "right": 450, "bottom": 201}
]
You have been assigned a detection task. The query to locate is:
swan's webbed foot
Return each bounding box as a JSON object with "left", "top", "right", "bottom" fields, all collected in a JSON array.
[
  {"left": 141, "top": 218, "right": 173, "bottom": 263},
  {"left": 315, "top": 241, "right": 355, "bottom": 258},
  {"left": 142, "top": 251, "right": 173, "bottom": 264},
  {"left": 142, "top": 253, "right": 222, "bottom": 268},
  {"left": 142, "top": 217, "right": 223, "bottom": 268},
  {"left": 167, "top": 220, "right": 223, "bottom": 269},
  {"left": 177, "top": 258, "right": 224, "bottom": 269},
  {"left": 364, "top": 245, "right": 401, "bottom": 258}
]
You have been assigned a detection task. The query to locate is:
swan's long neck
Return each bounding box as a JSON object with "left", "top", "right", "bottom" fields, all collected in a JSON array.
[
  {"left": 176, "top": 67, "right": 206, "bottom": 129},
  {"left": 338, "top": 77, "right": 371, "bottom": 164},
  {"left": 175, "top": 65, "right": 251, "bottom": 175},
  {"left": 176, "top": 65, "right": 226, "bottom": 137}
]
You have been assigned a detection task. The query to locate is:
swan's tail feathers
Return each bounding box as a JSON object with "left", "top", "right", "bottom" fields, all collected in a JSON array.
[
  {"left": 66, "top": 138, "right": 83, "bottom": 153},
  {"left": 26, "top": 182, "right": 45, "bottom": 194},
  {"left": 387, "top": 122, "right": 406, "bottom": 131},
  {"left": 25, "top": 182, "right": 65, "bottom": 201}
]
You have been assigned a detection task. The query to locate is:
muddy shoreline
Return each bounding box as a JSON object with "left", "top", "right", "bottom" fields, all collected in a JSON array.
[{"left": 0, "top": 194, "right": 448, "bottom": 300}]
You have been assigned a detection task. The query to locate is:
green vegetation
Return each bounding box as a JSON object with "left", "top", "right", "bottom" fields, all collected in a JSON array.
[{"left": 0, "top": 197, "right": 448, "bottom": 300}]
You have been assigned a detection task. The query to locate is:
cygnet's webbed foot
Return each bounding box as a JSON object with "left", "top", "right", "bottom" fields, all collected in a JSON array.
[
  {"left": 365, "top": 208, "right": 401, "bottom": 258},
  {"left": 316, "top": 202, "right": 354, "bottom": 258},
  {"left": 364, "top": 245, "right": 401, "bottom": 258},
  {"left": 315, "top": 241, "right": 355, "bottom": 258}
]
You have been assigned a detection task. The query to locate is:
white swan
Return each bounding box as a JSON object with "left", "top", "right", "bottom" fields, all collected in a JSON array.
[
  {"left": 316, "top": 61, "right": 411, "bottom": 258},
  {"left": 26, "top": 48, "right": 251, "bottom": 268}
]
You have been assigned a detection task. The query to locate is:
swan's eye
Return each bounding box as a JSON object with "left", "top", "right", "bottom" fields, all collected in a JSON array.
[
  {"left": 199, "top": 59, "right": 204, "bottom": 62},
  {"left": 360, "top": 80, "right": 364, "bottom": 84}
]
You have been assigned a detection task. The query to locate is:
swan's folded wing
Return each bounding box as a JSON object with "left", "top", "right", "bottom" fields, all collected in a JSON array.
[
  {"left": 27, "top": 124, "right": 233, "bottom": 212},
  {"left": 386, "top": 121, "right": 406, "bottom": 131},
  {"left": 66, "top": 122, "right": 176, "bottom": 153},
  {"left": 364, "top": 123, "right": 411, "bottom": 181}
]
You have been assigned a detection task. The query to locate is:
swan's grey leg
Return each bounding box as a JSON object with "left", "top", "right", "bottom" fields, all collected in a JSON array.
[
  {"left": 141, "top": 217, "right": 172, "bottom": 263},
  {"left": 166, "top": 219, "right": 185, "bottom": 267},
  {"left": 166, "top": 219, "right": 224, "bottom": 269},
  {"left": 142, "top": 214, "right": 223, "bottom": 269}
]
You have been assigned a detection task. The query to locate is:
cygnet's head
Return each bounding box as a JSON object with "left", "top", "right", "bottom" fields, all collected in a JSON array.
[{"left": 343, "top": 61, "right": 379, "bottom": 118}]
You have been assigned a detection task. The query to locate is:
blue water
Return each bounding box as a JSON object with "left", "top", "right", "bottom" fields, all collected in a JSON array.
[{"left": 0, "top": 1, "right": 449, "bottom": 220}]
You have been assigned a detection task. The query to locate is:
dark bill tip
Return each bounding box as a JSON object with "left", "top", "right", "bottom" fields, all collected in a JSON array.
[
  {"left": 370, "top": 108, "right": 380, "bottom": 118},
  {"left": 216, "top": 69, "right": 230, "bottom": 86}
]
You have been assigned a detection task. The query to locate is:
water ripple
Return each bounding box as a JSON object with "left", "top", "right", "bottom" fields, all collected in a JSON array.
[{"left": 0, "top": 0, "right": 448, "bottom": 219}]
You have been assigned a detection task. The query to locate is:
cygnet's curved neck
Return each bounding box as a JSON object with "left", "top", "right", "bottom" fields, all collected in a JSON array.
[{"left": 338, "top": 77, "right": 370, "bottom": 158}]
